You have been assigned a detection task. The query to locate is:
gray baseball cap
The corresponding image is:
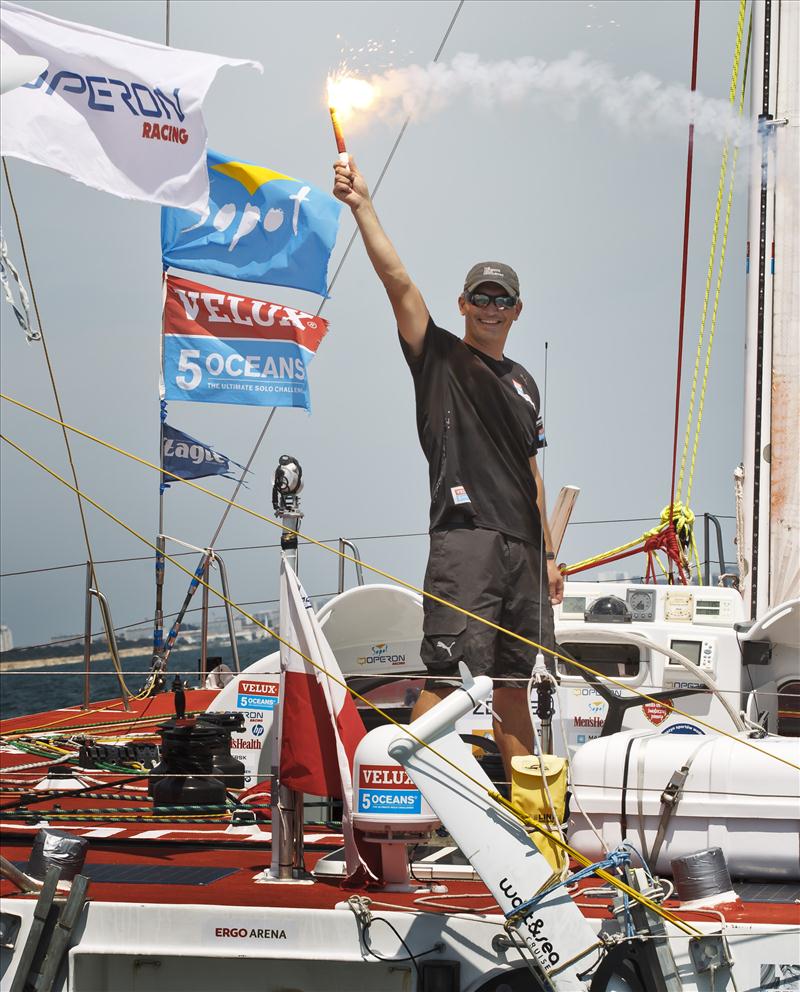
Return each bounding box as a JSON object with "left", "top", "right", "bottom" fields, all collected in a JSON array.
[{"left": 464, "top": 261, "right": 520, "bottom": 297}]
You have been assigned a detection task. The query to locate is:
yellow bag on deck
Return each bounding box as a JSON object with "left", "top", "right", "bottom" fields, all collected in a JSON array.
[{"left": 510, "top": 755, "right": 568, "bottom": 875}]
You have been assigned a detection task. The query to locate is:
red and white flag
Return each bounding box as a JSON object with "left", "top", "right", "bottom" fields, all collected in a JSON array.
[{"left": 278, "top": 558, "right": 378, "bottom": 883}]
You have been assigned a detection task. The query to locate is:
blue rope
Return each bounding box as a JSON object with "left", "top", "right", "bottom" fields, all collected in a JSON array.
[
  {"left": 505, "top": 849, "right": 631, "bottom": 922},
  {"left": 620, "top": 839, "right": 655, "bottom": 882}
]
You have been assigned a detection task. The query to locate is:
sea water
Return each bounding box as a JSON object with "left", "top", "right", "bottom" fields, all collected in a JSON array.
[{"left": 0, "top": 639, "right": 277, "bottom": 719}]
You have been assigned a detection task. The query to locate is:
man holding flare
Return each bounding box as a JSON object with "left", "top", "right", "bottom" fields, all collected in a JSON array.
[{"left": 333, "top": 155, "right": 564, "bottom": 781}]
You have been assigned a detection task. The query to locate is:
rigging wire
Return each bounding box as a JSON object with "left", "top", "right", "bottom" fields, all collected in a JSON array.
[
  {"left": 666, "top": 0, "right": 702, "bottom": 578},
  {"left": 0, "top": 160, "right": 102, "bottom": 596},
  {"left": 562, "top": 5, "right": 748, "bottom": 585},
  {"left": 3, "top": 441, "right": 796, "bottom": 933},
  {"left": 4, "top": 517, "right": 726, "bottom": 579},
  {"left": 0, "top": 401, "right": 770, "bottom": 734},
  {"left": 202, "top": 0, "right": 465, "bottom": 548},
  {"left": 2, "top": 427, "right": 797, "bottom": 781},
  {"left": 0, "top": 458, "right": 708, "bottom": 936},
  {"left": 677, "top": 0, "right": 747, "bottom": 501},
  {"left": 683, "top": 6, "right": 751, "bottom": 507},
  {"left": 537, "top": 341, "right": 549, "bottom": 645},
  {"left": 206, "top": 408, "right": 276, "bottom": 549}
]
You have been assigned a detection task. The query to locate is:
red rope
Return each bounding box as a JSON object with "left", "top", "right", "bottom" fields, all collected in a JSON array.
[
  {"left": 667, "top": 0, "right": 702, "bottom": 581},
  {"left": 561, "top": 527, "right": 688, "bottom": 581}
]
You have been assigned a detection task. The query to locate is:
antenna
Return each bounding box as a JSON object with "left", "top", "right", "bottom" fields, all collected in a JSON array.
[{"left": 537, "top": 341, "right": 549, "bottom": 647}]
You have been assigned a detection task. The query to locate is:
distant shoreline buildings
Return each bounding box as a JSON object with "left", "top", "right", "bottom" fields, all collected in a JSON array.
[{"left": 0, "top": 626, "right": 13, "bottom": 653}]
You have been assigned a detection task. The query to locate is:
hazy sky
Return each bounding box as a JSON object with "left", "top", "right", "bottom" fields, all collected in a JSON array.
[{"left": 1, "top": 0, "right": 751, "bottom": 648}]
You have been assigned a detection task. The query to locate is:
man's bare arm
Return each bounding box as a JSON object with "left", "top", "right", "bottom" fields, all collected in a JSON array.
[
  {"left": 333, "top": 156, "right": 428, "bottom": 357},
  {"left": 530, "top": 455, "right": 564, "bottom": 605}
]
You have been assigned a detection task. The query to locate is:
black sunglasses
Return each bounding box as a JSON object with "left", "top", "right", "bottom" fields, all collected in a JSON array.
[{"left": 466, "top": 291, "right": 518, "bottom": 310}]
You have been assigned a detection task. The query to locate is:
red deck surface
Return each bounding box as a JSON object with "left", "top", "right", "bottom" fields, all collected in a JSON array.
[{"left": 2, "top": 695, "right": 798, "bottom": 927}]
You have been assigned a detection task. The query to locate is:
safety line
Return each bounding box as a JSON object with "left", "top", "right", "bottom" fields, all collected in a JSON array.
[
  {"left": 0, "top": 440, "right": 741, "bottom": 934},
  {"left": 2, "top": 398, "right": 796, "bottom": 768},
  {"left": 2, "top": 426, "right": 797, "bottom": 782},
  {"left": 0, "top": 520, "right": 686, "bottom": 580},
  {"left": 0, "top": 465, "right": 786, "bottom": 934},
  {"left": 1, "top": 160, "right": 104, "bottom": 617}
]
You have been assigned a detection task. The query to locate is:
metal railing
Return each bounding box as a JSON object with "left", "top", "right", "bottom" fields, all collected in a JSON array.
[
  {"left": 337, "top": 538, "right": 364, "bottom": 594},
  {"left": 82, "top": 562, "right": 130, "bottom": 710}
]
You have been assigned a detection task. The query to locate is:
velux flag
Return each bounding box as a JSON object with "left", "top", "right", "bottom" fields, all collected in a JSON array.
[
  {"left": 162, "top": 274, "right": 328, "bottom": 410},
  {"left": 161, "top": 149, "right": 342, "bottom": 296},
  {"left": 278, "top": 558, "right": 378, "bottom": 884},
  {"left": 0, "top": 2, "right": 260, "bottom": 210},
  {"left": 161, "top": 422, "right": 245, "bottom": 488}
]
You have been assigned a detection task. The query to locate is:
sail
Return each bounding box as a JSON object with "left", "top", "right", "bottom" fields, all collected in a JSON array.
[
  {"left": 768, "top": 1, "right": 800, "bottom": 606},
  {"left": 741, "top": 0, "right": 800, "bottom": 616}
]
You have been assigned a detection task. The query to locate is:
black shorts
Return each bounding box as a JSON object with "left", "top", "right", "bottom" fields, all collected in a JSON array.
[{"left": 421, "top": 525, "right": 556, "bottom": 689}]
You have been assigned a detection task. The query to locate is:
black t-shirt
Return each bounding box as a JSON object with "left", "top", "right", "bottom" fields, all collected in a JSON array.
[{"left": 400, "top": 317, "right": 546, "bottom": 545}]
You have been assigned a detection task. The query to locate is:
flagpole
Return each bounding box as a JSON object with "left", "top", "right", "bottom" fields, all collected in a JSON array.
[
  {"left": 269, "top": 459, "right": 306, "bottom": 881},
  {"left": 153, "top": 273, "right": 168, "bottom": 680},
  {"left": 152, "top": 0, "right": 170, "bottom": 683}
]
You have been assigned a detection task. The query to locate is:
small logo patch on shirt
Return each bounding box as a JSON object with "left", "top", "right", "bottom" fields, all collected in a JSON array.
[
  {"left": 512, "top": 378, "right": 536, "bottom": 408},
  {"left": 451, "top": 485, "right": 471, "bottom": 505}
]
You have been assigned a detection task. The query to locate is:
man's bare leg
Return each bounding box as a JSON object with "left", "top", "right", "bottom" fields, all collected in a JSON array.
[
  {"left": 492, "top": 686, "right": 534, "bottom": 784},
  {"left": 410, "top": 685, "right": 454, "bottom": 721}
]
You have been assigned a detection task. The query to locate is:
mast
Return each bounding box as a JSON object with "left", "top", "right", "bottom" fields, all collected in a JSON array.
[{"left": 741, "top": 0, "right": 798, "bottom": 617}]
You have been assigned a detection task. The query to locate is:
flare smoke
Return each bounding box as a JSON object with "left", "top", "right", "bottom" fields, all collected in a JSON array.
[{"left": 357, "top": 51, "right": 751, "bottom": 145}]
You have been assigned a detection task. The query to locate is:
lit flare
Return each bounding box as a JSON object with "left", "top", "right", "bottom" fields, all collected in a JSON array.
[{"left": 327, "top": 73, "right": 375, "bottom": 167}]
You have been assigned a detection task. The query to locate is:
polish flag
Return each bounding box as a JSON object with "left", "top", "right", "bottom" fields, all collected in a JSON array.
[{"left": 278, "top": 557, "right": 379, "bottom": 884}]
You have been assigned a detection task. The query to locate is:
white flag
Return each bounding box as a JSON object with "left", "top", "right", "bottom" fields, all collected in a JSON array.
[
  {"left": 275, "top": 559, "right": 378, "bottom": 883},
  {"left": 0, "top": 2, "right": 261, "bottom": 210}
]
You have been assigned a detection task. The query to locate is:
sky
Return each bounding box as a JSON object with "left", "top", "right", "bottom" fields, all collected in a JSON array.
[{"left": 0, "top": 0, "right": 752, "bottom": 648}]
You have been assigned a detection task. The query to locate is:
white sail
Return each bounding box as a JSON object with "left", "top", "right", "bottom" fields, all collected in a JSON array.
[
  {"left": 768, "top": 0, "right": 800, "bottom": 606},
  {"left": 741, "top": 0, "right": 800, "bottom": 616}
]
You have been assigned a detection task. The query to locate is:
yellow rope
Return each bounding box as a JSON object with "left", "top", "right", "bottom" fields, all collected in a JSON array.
[
  {"left": 561, "top": 534, "right": 649, "bottom": 574},
  {"left": 678, "top": 0, "right": 750, "bottom": 505},
  {"left": 8, "top": 432, "right": 800, "bottom": 936},
  {"left": 1, "top": 433, "right": 699, "bottom": 934},
  {"left": 1, "top": 705, "right": 167, "bottom": 740},
  {"left": 487, "top": 792, "right": 700, "bottom": 936},
  {"left": 562, "top": 4, "right": 749, "bottom": 582},
  {"left": 564, "top": 502, "right": 697, "bottom": 577},
  {"left": 685, "top": 11, "right": 751, "bottom": 507},
  {"left": 677, "top": 0, "right": 746, "bottom": 500},
  {"left": 2, "top": 428, "right": 796, "bottom": 781}
]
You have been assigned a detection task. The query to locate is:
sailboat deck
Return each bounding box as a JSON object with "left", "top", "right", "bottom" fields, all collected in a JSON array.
[{"left": 1, "top": 695, "right": 797, "bottom": 928}]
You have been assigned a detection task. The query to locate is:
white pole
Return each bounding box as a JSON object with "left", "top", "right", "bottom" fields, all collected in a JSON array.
[{"left": 741, "top": 0, "right": 776, "bottom": 619}]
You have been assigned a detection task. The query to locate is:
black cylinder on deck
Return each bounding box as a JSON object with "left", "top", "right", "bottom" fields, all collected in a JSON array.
[
  {"left": 26, "top": 828, "right": 88, "bottom": 882},
  {"left": 149, "top": 718, "right": 227, "bottom": 807},
  {"left": 671, "top": 847, "right": 734, "bottom": 903},
  {"left": 197, "top": 711, "right": 246, "bottom": 790}
]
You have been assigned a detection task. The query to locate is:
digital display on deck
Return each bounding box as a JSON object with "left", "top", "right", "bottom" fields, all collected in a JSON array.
[
  {"left": 670, "top": 639, "right": 702, "bottom": 666},
  {"left": 562, "top": 596, "right": 586, "bottom": 615}
]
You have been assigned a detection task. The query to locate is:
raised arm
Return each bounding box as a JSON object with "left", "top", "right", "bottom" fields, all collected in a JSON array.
[
  {"left": 530, "top": 455, "right": 564, "bottom": 605},
  {"left": 333, "top": 156, "right": 429, "bottom": 357}
]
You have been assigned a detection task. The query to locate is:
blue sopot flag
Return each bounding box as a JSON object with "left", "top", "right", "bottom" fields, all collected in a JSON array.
[
  {"left": 161, "top": 149, "right": 342, "bottom": 296},
  {"left": 161, "top": 421, "right": 246, "bottom": 489}
]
